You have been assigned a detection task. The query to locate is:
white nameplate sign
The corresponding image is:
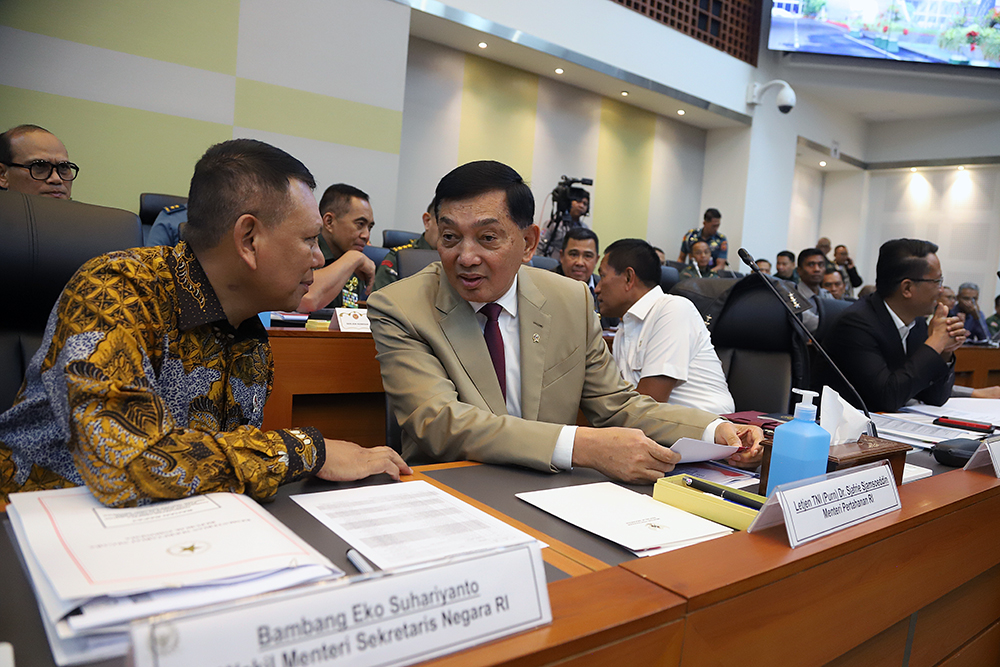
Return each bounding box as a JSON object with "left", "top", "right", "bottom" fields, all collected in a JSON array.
[
  {"left": 335, "top": 307, "right": 371, "bottom": 332},
  {"left": 747, "top": 461, "right": 901, "bottom": 548},
  {"left": 964, "top": 435, "right": 1000, "bottom": 476},
  {"left": 130, "top": 543, "right": 550, "bottom": 667}
]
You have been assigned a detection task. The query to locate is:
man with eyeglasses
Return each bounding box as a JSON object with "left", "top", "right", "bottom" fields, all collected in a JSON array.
[
  {"left": 0, "top": 125, "right": 78, "bottom": 199},
  {"left": 824, "top": 238, "right": 971, "bottom": 412}
]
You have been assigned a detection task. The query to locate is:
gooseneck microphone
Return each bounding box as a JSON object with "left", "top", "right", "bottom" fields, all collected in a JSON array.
[{"left": 737, "top": 248, "right": 877, "bottom": 437}]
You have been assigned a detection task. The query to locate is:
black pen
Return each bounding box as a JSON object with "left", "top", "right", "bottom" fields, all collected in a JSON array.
[{"left": 682, "top": 476, "right": 763, "bottom": 510}]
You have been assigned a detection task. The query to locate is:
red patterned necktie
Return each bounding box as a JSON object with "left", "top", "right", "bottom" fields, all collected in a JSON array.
[{"left": 481, "top": 302, "right": 506, "bottom": 400}]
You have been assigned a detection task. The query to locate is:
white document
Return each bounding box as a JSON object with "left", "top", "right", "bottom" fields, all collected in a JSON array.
[
  {"left": 902, "top": 463, "right": 933, "bottom": 484},
  {"left": 8, "top": 488, "right": 336, "bottom": 601},
  {"left": 668, "top": 462, "right": 758, "bottom": 488},
  {"left": 903, "top": 398, "right": 1000, "bottom": 423},
  {"left": 871, "top": 413, "right": 978, "bottom": 448},
  {"left": 517, "top": 482, "right": 731, "bottom": 553},
  {"left": 670, "top": 437, "right": 738, "bottom": 463},
  {"left": 292, "top": 481, "right": 539, "bottom": 570}
]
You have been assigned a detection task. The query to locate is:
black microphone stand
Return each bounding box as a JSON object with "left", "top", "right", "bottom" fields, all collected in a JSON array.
[{"left": 737, "top": 248, "right": 878, "bottom": 437}]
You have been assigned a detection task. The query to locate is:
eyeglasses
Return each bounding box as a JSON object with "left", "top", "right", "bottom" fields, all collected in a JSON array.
[
  {"left": 3, "top": 160, "right": 79, "bottom": 181},
  {"left": 906, "top": 276, "right": 944, "bottom": 287}
]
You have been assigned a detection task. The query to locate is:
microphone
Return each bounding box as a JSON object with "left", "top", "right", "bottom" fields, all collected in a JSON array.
[{"left": 737, "top": 248, "right": 877, "bottom": 437}]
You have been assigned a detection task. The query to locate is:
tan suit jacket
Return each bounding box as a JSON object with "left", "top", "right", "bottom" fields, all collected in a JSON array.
[{"left": 367, "top": 263, "right": 718, "bottom": 470}]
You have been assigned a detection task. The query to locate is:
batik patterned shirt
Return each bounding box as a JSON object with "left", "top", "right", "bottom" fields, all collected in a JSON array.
[{"left": 0, "top": 242, "right": 323, "bottom": 506}]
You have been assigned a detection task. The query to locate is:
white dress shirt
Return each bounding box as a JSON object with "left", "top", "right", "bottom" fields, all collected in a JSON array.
[
  {"left": 613, "top": 287, "right": 735, "bottom": 414},
  {"left": 882, "top": 299, "right": 916, "bottom": 354}
]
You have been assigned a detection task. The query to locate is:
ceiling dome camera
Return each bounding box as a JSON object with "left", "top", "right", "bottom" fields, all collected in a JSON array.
[{"left": 746, "top": 80, "right": 796, "bottom": 115}]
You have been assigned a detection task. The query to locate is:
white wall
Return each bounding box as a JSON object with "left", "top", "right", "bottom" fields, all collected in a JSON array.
[
  {"left": 788, "top": 163, "right": 824, "bottom": 256},
  {"left": 866, "top": 111, "right": 1000, "bottom": 163},
  {"left": 647, "top": 116, "right": 707, "bottom": 252},
  {"left": 819, "top": 170, "right": 871, "bottom": 283}
]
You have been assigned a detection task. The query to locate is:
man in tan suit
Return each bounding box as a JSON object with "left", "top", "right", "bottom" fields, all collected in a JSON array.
[{"left": 368, "top": 161, "right": 762, "bottom": 483}]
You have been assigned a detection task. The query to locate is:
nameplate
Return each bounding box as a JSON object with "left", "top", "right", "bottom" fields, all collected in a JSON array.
[
  {"left": 964, "top": 435, "right": 1000, "bottom": 476},
  {"left": 130, "top": 544, "right": 550, "bottom": 667},
  {"left": 336, "top": 307, "right": 371, "bottom": 332},
  {"left": 747, "top": 461, "right": 900, "bottom": 548}
]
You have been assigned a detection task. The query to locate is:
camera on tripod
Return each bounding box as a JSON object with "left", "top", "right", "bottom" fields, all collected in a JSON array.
[{"left": 540, "top": 175, "right": 593, "bottom": 257}]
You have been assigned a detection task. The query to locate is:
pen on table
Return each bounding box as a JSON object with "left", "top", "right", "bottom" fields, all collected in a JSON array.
[
  {"left": 682, "top": 476, "right": 763, "bottom": 511},
  {"left": 346, "top": 548, "right": 376, "bottom": 574}
]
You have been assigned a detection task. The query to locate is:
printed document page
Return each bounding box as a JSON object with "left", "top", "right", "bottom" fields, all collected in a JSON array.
[
  {"left": 292, "top": 480, "right": 539, "bottom": 569},
  {"left": 8, "top": 487, "right": 335, "bottom": 600},
  {"left": 517, "top": 482, "right": 731, "bottom": 553}
]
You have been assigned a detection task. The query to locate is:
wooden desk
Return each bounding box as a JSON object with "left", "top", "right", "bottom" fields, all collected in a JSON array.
[
  {"left": 954, "top": 345, "right": 1000, "bottom": 389},
  {"left": 264, "top": 328, "right": 386, "bottom": 448}
]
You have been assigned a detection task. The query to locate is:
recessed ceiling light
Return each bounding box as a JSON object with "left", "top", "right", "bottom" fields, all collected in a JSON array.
[
  {"left": 478, "top": 42, "right": 487, "bottom": 49},
  {"left": 819, "top": 161, "right": 827, "bottom": 167},
  {"left": 958, "top": 165, "right": 965, "bottom": 170},
  {"left": 554, "top": 68, "right": 564, "bottom": 74},
  {"left": 677, "top": 109, "right": 685, "bottom": 116},
  {"left": 910, "top": 167, "right": 917, "bottom": 172},
  {"left": 620, "top": 91, "right": 629, "bottom": 97}
]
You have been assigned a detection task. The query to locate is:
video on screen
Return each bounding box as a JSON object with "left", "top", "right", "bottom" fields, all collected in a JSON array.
[{"left": 768, "top": 0, "right": 1000, "bottom": 69}]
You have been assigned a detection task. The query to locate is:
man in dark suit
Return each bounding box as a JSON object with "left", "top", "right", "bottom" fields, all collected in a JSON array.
[
  {"left": 825, "top": 238, "right": 967, "bottom": 413},
  {"left": 367, "top": 160, "right": 762, "bottom": 483}
]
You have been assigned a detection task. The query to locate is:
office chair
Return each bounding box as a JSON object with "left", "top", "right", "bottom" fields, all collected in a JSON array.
[
  {"left": 659, "top": 266, "right": 681, "bottom": 293},
  {"left": 0, "top": 191, "right": 143, "bottom": 411},
  {"left": 362, "top": 244, "right": 390, "bottom": 267},
  {"left": 382, "top": 229, "right": 421, "bottom": 249},
  {"left": 673, "top": 276, "right": 809, "bottom": 413},
  {"left": 138, "top": 193, "right": 187, "bottom": 244},
  {"left": 528, "top": 255, "right": 559, "bottom": 271},
  {"left": 664, "top": 259, "right": 687, "bottom": 272},
  {"left": 396, "top": 248, "right": 440, "bottom": 279}
]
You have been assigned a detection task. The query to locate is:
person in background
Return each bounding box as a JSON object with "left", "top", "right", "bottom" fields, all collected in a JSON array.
[
  {"left": 938, "top": 286, "right": 957, "bottom": 312},
  {"left": 146, "top": 202, "right": 187, "bottom": 247},
  {"left": 833, "top": 244, "right": 864, "bottom": 298},
  {"left": 0, "top": 139, "right": 409, "bottom": 506},
  {"left": 372, "top": 200, "right": 439, "bottom": 292},
  {"left": 987, "top": 294, "right": 1000, "bottom": 337},
  {"left": 653, "top": 247, "right": 667, "bottom": 265},
  {"left": 538, "top": 187, "right": 590, "bottom": 258},
  {"left": 796, "top": 248, "right": 832, "bottom": 333},
  {"left": 551, "top": 227, "right": 617, "bottom": 328},
  {"left": 858, "top": 284, "right": 877, "bottom": 299},
  {"left": 679, "top": 240, "right": 719, "bottom": 280},
  {"left": 596, "top": 239, "right": 735, "bottom": 415},
  {"left": 367, "top": 160, "right": 762, "bottom": 484},
  {"left": 678, "top": 208, "right": 727, "bottom": 271},
  {"left": 816, "top": 237, "right": 836, "bottom": 271},
  {"left": 774, "top": 250, "right": 799, "bottom": 284},
  {"left": 298, "top": 183, "right": 376, "bottom": 311},
  {"left": 0, "top": 124, "right": 77, "bottom": 200},
  {"left": 822, "top": 267, "right": 848, "bottom": 300},
  {"left": 755, "top": 258, "right": 772, "bottom": 275},
  {"left": 825, "top": 238, "right": 969, "bottom": 413},
  {"left": 950, "top": 282, "right": 991, "bottom": 342}
]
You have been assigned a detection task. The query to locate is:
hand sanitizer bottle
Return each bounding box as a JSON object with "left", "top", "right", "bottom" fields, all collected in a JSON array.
[{"left": 766, "top": 389, "right": 831, "bottom": 496}]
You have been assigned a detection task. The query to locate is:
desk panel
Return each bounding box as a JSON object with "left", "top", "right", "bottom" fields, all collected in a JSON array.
[{"left": 953, "top": 345, "right": 1000, "bottom": 389}]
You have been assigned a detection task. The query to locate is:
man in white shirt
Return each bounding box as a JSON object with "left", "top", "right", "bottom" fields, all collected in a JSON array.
[{"left": 595, "top": 239, "right": 735, "bottom": 415}]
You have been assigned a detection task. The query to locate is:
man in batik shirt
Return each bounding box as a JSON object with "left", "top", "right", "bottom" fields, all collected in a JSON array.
[{"left": 0, "top": 139, "right": 408, "bottom": 506}]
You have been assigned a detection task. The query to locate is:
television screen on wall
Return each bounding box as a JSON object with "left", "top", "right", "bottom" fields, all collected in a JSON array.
[{"left": 767, "top": 0, "right": 1000, "bottom": 69}]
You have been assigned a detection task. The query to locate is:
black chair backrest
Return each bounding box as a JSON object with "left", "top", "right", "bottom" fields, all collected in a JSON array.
[
  {"left": 529, "top": 256, "right": 559, "bottom": 271},
  {"left": 139, "top": 193, "right": 186, "bottom": 243},
  {"left": 382, "top": 229, "right": 421, "bottom": 249},
  {"left": 664, "top": 259, "right": 686, "bottom": 271},
  {"left": 396, "top": 248, "right": 440, "bottom": 279},
  {"left": 0, "top": 191, "right": 143, "bottom": 411},
  {"left": 660, "top": 266, "right": 680, "bottom": 293}
]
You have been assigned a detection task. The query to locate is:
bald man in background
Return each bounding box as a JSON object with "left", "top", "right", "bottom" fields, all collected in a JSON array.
[{"left": 0, "top": 124, "right": 77, "bottom": 199}]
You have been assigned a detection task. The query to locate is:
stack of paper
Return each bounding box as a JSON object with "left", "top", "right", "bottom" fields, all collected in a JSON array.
[
  {"left": 292, "top": 480, "right": 540, "bottom": 570},
  {"left": 7, "top": 488, "right": 340, "bottom": 666},
  {"left": 517, "top": 482, "right": 732, "bottom": 557}
]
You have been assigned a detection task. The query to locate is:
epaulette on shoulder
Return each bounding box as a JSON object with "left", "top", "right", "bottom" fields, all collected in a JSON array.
[
  {"left": 391, "top": 239, "right": 418, "bottom": 252},
  {"left": 163, "top": 203, "right": 186, "bottom": 215}
]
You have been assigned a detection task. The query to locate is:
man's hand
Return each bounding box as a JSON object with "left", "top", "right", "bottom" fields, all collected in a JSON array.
[
  {"left": 926, "top": 303, "right": 967, "bottom": 357},
  {"left": 971, "top": 386, "right": 1000, "bottom": 399},
  {"left": 354, "top": 251, "right": 376, "bottom": 295},
  {"left": 715, "top": 422, "right": 764, "bottom": 468},
  {"left": 572, "top": 427, "right": 680, "bottom": 484},
  {"left": 315, "top": 440, "right": 411, "bottom": 482}
]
